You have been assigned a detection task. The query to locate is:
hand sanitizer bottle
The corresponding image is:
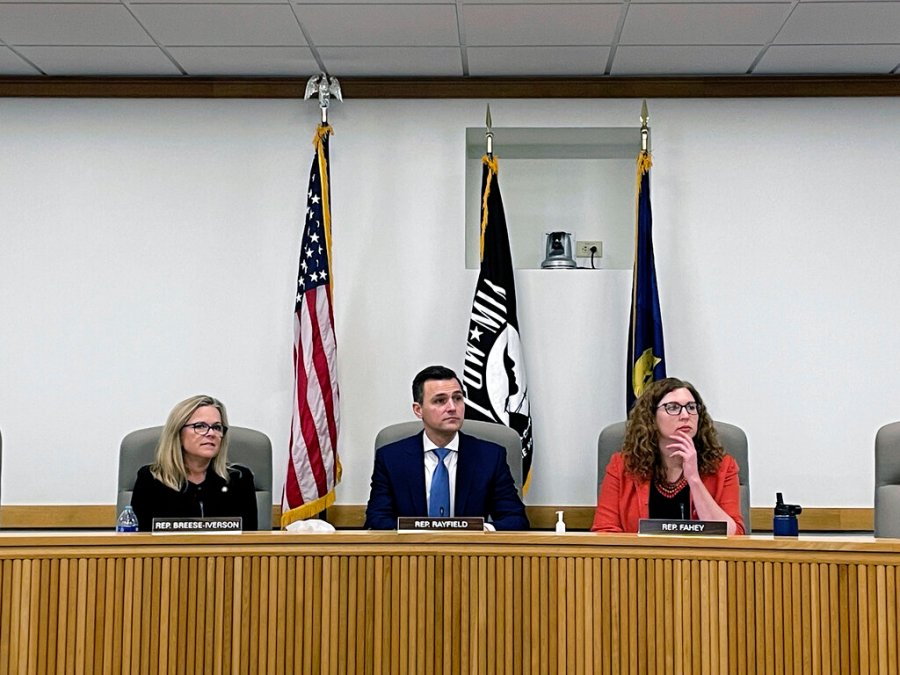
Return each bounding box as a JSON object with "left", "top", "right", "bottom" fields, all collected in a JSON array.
[{"left": 555, "top": 510, "right": 566, "bottom": 533}]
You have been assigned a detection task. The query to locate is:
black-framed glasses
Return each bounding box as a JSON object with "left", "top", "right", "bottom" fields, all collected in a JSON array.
[
  {"left": 183, "top": 422, "right": 228, "bottom": 436},
  {"left": 657, "top": 402, "right": 702, "bottom": 416}
]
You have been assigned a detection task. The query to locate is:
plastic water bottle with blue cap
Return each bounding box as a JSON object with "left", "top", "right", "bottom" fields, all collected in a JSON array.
[{"left": 116, "top": 505, "right": 139, "bottom": 532}]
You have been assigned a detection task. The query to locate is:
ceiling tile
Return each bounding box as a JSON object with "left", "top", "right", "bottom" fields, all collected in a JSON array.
[
  {"left": 464, "top": 4, "right": 622, "bottom": 46},
  {"left": 300, "top": 0, "right": 448, "bottom": 3},
  {"left": 3, "top": 0, "right": 118, "bottom": 3},
  {"left": 0, "top": 5, "right": 153, "bottom": 46},
  {"left": 0, "top": 46, "right": 41, "bottom": 74},
  {"left": 776, "top": 3, "right": 900, "bottom": 44},
  {"left": 295, "top": 4, "right": 460, "bottom": 46},
  {"left": 611, "top": 45, "right": 761, "bottom": 74},
  {"left": 467, "top": 46, "right": 609, "bottom": 75},
  {"left": 130, "top": 5, "right": 307, "bottom": 46},
  {"left": 135, "top": 0, "right": 293, "bottom": 3},
  {"left": 462, "top": 0, "right": 617, "bottom": 3},
  {"left": 0, "top": 0, "right": 898, "bottom": 78},
  {"left": 169, "top": 46, "right": 317, "bottom": 76},
  {"left": 317, "top": 46, "right": 462, "bottom": 75},
  {"left": 630, "top": 0, "right": 771, "bottom": 4},
  {"left": 756, "top": 45, "right": 900, "bottom": 73},
  {"left": 17, "top": 46, "right": 181, "bottom": 75},
  {"left": 621, "top": 3, "right": 791, "bottom": 45}
]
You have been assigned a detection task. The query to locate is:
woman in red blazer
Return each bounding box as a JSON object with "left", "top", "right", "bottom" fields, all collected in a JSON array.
[{"left": 592, "top": 378, "right": 745, "bottom": 535}]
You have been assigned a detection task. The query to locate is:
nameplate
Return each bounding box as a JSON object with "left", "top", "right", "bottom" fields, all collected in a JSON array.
[
  {"left": 397, "top": 517, "right": 485, "bottom": 532},
  {"left": 638, "top": 519, "right": 727, "bottom": 536},
  {"left": 152, "top": 517, "right": 243, "bottom": 533}
]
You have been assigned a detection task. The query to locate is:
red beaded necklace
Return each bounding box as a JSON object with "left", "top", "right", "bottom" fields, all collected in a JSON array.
[{"left": 655, "top": 472, "right": 688, "bottom": 498}]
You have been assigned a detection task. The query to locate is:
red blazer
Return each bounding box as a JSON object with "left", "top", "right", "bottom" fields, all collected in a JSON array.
[{"left": 591, "top": 452, "right": 745, "bottom": 534}]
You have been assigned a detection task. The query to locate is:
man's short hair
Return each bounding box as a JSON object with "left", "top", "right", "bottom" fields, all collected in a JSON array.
[{"left": 412, "top": 365, "right": 463, "bottom": 404}]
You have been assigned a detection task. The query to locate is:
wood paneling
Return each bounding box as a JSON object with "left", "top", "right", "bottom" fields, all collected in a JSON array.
[
  {"left": 0, "top": 531, "right": 899, "bottom": 673},
  {"left": 3, "top": 75, "right": 900, "bottom": 99}
]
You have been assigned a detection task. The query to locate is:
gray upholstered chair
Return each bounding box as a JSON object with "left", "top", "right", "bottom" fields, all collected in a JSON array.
[
  {"left": 375, "top": 419, "right": 524, "bottom": 494},
  {"left": 875, "top": 421, "right": 900, "bottom": 538},
  {"left": 117, "top": 426, "right": 274, "bottom": 530},
  {"left": 597, "top": 420, "right": 751, "bottom": 532}
]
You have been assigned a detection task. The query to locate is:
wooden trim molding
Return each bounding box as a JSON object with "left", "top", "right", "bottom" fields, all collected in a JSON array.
[
  {"left": 0, "top": 504, "right": 874, "bottom": 532},
  {"left": 2, "top": 75, "right": 900, "bottom": 99}
]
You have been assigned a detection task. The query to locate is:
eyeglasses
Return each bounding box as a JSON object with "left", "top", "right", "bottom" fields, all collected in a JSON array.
[
  {"left": 183, "top": 422, "right": 228, "bottom": 436},
  {"left": 657, "top": 402, "right": 702, "bottom": 416}
]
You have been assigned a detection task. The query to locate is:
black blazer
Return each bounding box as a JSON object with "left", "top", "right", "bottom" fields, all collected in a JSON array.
[{"left": 131, "top": 464, "right": 258, "bottom": 531}]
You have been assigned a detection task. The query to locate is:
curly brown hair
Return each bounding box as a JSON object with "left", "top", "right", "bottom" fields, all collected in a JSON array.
[{"left": 621, "top": 377, "right": 724, "bottom": 483}]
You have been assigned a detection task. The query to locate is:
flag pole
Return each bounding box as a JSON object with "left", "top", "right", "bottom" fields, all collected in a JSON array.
[
  {"left": 627, "top": 98, "right": 665, "bottom": 410},
  {"left": 465, "top": 103, "right": 536, "bottom": 496},
  {"left": 480, "top": 104, "right": 498, "bottom": 261},
  {"left": 282, "top": 74, "right": 343, "bottom": 528},
  {"left": 485, "top": 103, "right": 493, "bottom": 158}
]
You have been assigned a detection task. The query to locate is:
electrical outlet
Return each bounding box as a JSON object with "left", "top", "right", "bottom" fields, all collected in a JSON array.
[{"left": 576, "top": 240, "right": 602, "bottom": 258}]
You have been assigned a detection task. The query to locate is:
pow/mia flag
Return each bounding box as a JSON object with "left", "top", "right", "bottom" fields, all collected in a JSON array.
[{"left": 463, "top": 154, "right": 534, "bottom": 494}]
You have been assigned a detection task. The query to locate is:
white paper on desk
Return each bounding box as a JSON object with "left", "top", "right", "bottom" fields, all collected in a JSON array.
[{"left": 285, "top": 519, "right": 336, "bottom": 533}]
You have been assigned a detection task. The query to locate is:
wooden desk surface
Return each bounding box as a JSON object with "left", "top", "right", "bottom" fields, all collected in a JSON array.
[
  {"left": 1, "top": 528, "right": 896, "bottom": 550},
  {"left": 1, "top": 531, "right": 898, "bottom": 674}
]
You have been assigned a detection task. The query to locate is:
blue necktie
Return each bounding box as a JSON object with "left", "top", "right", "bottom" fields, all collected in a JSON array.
[{"left": 429, "top": 448, "right": 451, "bottom": 517}]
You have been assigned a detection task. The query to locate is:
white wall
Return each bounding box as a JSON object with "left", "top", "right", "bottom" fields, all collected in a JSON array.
[
  {"left": 1, "top": 96, "right": 899, "bottom": 511},
  {"left": 464, "top": 156, "right": 637, "bottom": 270}
]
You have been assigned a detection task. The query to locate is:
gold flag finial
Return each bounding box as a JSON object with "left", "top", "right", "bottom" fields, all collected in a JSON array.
[{"left": 640, "top": 100, "right": 650, "bottom": 153}]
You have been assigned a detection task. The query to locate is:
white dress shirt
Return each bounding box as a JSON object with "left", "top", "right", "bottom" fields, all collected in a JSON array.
[{"left": 423, "top": 433, "right": 459, "bottom": 517}]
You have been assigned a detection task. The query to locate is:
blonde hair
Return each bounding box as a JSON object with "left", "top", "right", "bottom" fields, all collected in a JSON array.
[{"left": 150, "top": 395, "right": 231, "bottom": 491}]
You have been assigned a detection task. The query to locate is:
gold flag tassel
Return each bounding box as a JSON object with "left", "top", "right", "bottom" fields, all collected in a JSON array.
[
  {"left": 479, "top": 154, "right": 499, "bottom": 261},
  {"left": 636, "top": 149, "right": 652, "bottom": 190},
  {"left": 314, "top": 124, "right": 335, "bottom": 288}
]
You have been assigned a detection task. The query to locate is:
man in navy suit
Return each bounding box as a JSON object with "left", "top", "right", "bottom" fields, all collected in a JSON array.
[{"left": 364, "top": 365, "right": 529, "bottom": 530}]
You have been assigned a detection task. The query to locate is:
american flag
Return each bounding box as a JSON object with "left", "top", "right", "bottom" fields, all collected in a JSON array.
[{"left": 281, "top": 124, "right": 341, "bottom": 526}]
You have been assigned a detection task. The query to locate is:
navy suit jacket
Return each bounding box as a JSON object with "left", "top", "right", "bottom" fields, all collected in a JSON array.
[{"left": 364, "top": 430, "right": 529, "bottom": 530}]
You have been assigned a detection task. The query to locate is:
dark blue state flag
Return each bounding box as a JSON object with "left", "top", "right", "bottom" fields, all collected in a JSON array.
[
  {"left": 463, "top": 154, "right": 535, "bottom": 494},
  {"left": 627, "top": 149, "right": 666, "bottom": 410}
]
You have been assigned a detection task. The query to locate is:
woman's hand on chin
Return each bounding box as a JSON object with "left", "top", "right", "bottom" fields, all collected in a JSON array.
[{"left": 667, "top": 431, "right": 699, "bottom": 481}]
